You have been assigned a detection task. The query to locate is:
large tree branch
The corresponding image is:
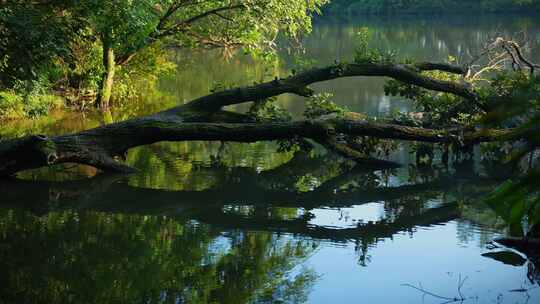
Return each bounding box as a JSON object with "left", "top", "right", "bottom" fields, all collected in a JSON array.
[
  {"left": 414, "top": 62, "right": 467, "bottom": 74},
  {"left": 166, "top": 62, "right": 480, "bottom": 115}
]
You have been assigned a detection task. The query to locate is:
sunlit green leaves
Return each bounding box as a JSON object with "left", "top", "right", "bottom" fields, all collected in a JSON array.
[
  {"left": 248, "top": 96, "right": 292, "bottom": 122},
  {"left": 0, "top": 2, "right": 82, "bottom": 87},
  {"left": 0, "top": 0, "right": 328, "bottom": 115}
]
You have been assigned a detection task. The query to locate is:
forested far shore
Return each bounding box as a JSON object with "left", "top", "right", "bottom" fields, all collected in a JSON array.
[{"left": 323, "top": 0, "right": 540, "bottom": 15}]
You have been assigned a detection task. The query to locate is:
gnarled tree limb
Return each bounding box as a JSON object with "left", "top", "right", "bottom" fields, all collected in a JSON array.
[{"left": 173, "top": 62, "right": 478, "bottom": 113}]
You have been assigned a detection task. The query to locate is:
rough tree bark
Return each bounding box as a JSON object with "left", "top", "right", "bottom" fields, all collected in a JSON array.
[{"left": 0, "top": 61, "right": 510, "bottom": 177}]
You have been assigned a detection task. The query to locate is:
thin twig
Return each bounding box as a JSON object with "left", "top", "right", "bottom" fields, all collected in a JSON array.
[
  {"left": 458, "top": 274, "right": 468, "bottom": 300},
  {"left": 402, "top": 283, "right": 465, "bottom": 303}
]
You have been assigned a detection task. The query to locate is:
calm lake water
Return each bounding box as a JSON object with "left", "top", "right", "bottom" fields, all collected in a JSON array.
[{"left": 1, "top": 15, "right": 540, "bottom": 304}]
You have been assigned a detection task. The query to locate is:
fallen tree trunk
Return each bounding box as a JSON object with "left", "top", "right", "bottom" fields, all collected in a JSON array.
[
  {"left": 0, "top": 115, "right": 512, "bottom": 176},
  {"left": 0, "top": 61, "right": 503, "bottom": 177}
]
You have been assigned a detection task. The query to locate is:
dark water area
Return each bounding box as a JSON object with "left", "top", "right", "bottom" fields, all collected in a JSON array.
[{"left": 1, "top": 15, "right": 540, "bottom": 304}]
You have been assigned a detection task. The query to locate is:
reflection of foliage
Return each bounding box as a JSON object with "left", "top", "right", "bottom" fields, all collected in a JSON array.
[
  {"left": 411, "top": 143, "right": 434, "bottom": 166},
  {"left": 214, "top": 232, "right": 318, "bottom": 304},
  {"left": 325, "top": 0, "right": 540, "bottom": 14},
  {"left": 294, "top": 174, "right": 322, "bottom": 192},
  {"left": 1, "top": 148, "right": 506, "bottom": 273},
  {"left": 126, "top": 141, "right": 297, "bottom": 191},
  {"left": 0, "top": 209, "right": 318, "bottom": 304},
  {"left": 480, "top": 142, "right": 520, "bottom": 178}
]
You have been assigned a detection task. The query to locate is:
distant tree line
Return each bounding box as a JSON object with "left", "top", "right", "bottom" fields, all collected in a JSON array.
[{"left": 324, "top": 0, "right": 540, "bottom": 14}]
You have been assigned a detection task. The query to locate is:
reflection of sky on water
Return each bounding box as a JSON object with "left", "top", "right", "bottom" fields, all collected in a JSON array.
[
  {"left": 304, "top": 221, "right": 537, "bottom": 304},
  {"left": 309, "top": 203, "right": 385, "bottom": 228}
]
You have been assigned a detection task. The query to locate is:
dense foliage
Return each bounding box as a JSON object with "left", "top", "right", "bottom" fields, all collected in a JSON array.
[{"left": 0, "top": 0, "right": 327, "bottom": 118}]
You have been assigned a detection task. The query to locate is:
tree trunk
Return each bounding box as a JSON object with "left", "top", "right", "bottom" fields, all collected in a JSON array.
[{"left": 98, "top": 45, "right": 116, "bottom": 110}]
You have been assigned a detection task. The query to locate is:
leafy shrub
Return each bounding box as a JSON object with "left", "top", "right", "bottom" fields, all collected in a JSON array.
[
  {"left": 0, "top": 91, "right": 64, "bottom": 120},
  {"left": 25, "top": 94, "right": 64, "bottom": 118},
  {"left": 111, "top": 46, "right": 176, "bottom": 103}
]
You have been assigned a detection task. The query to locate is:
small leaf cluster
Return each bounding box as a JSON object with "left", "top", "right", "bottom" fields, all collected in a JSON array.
[
  {"left": 304, "top": 93, "right": 346, "bottom": 119},
  {"left": 248, "top": 96, "right": 292, "bottom": 122},
  {"left": 351, "top": 136, "right": 398, "bottom": 158}
]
